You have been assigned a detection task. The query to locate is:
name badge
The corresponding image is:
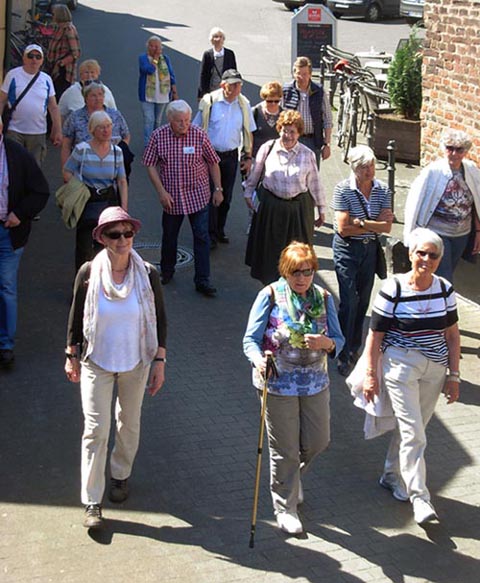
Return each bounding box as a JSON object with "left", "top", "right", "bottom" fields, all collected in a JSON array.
[{"left": 183, "top": 146, "right": 195, "bottom": 154}]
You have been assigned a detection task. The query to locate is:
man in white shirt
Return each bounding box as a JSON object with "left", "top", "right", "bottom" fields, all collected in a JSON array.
[
  {"left": 193, "top": 69, "right": 256, "bottom": 245},
  {"left": 0, "top": 44, "right": 62, "bottom": 166}
]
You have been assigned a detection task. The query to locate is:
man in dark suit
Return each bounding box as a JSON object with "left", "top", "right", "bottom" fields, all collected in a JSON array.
[
  {"left": 0, "top": 135, "right": 50, "bottom": 367},
  {"left": 198, "top": 27, "right": 237, "bottom": 98}
]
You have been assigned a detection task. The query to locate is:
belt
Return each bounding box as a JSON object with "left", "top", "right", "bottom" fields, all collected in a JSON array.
[
  {"left": 336, "top": 234, "right": 374, "bottom": 245},
  {"left": 216, "top": 149, "right": 238, "bottom": 158}
]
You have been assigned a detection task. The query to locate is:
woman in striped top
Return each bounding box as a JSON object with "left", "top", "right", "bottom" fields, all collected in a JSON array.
[
  {"left": 362, "top": 228, "right": 461, "bottom": 525},
  {"left": 331, "top": 146, "right": 394, "bottom": 376}
]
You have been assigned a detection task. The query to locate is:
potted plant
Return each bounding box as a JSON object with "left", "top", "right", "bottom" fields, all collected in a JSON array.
[{"left": 373, "top": 28, "right": 423, "bottom": 164}]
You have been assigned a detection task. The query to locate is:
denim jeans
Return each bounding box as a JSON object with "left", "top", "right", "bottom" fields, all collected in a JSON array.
[
  {"left": 0, "top": 225, "right": 24, "bottom": 350},
  {"left": 333, "top": 233, "right": 377, "bottom": 360},
  {"left": 435, "top": 232, "right": 469, "bottom": 284},
  {"left": 141, "top": 101, "right": 167, "bottom": 146},
  {"left": 161, "top": 205, "right": 210, "bottom": 285}
]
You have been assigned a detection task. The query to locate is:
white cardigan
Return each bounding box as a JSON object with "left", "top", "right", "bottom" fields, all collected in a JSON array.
[{"left": 403, "top": 158, "right": 480, "bottom": 245}]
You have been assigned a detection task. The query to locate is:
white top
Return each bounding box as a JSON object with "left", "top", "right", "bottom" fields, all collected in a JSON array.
[
  {"left": 1, "top": 67, "right": 55, "bottom": 134},
  {"left": 58, "top": 81, "right": 117, "bottom": 120},
  {"left": 89, "top": 286, "right": 142, "bottom": 372}
]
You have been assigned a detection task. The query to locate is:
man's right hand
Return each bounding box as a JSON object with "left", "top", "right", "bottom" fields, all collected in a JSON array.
[{"left": 159, "top": 191, "right": 174, "bottom": 212}]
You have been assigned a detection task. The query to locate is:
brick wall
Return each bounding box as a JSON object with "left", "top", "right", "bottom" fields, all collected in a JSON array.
[{"left": 422, "top": 0, "right": 480, "bottom": 165}]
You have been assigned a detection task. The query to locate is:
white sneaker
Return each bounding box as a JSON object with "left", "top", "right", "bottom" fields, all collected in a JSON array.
[
  {"left": 298, "top": 480, "right": 304, "bottom": 505},
  {"left": 276, "top": 511, "right": 303, "bottom": 534},
  {"left": 413, "top": 498, "right": 438, "bottom": 524},
  {"left": 379, "top": 474, "right": 409, "bottom": 502}
]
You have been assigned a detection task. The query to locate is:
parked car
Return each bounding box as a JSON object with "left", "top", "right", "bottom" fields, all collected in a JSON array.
[
  {"left": 400, "top": 0, "right": 424, "bottom": 25},
  {"left": 272, "top": 0, "right": 326, "bottom": 11},
  {"left": 326, "top": 0, "right": 400, "bottom": 22}
]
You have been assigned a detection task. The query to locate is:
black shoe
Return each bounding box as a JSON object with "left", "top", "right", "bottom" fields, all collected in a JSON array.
[
  {"left": 337, "top": 360, "right": 352, "bottom": 377},
  {"left": 0, "top": 349, "right": 14, "bottom": 368},
  {"left": 218, "top": 233, "right": 229, "bottom": 244},
  {"left": 195, "top": 283, "right": 217, "bottom": 297},
  {"left": 83, "top": 504, "right": 104, "bottom": 529},
  {"left": 108, "top": 478, "right": 129, "bottom": 503},
  {"left": 161, "top": 273, "right": 173, "bottom": 285}
]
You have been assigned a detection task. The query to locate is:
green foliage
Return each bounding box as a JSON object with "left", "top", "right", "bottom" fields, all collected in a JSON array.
[{"left": 387, "top": 28, "right": 423, "bottom": 120}]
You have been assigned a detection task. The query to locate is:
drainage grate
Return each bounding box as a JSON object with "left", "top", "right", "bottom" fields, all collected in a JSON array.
[{"left": 133, "top": 240, "right": 194, "bottom": 270}]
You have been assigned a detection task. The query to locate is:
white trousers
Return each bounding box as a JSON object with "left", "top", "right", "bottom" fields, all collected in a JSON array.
[
  {"left": 80, "top": 359, "right": 150, "bottom": 505},
  {"left": 382, "top": 346, "right": 446, "bottom": 502},
  {"left": 263, "top": 389, "right": 330, "bottom": 513}
]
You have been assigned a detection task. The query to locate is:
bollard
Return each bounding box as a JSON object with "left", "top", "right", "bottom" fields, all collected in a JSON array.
[
  {"left": 366, "top": 113, "right": 374, "bottom": 149},
  {"left": 387, "top": 139, "right": 396, "bottom": 219}
]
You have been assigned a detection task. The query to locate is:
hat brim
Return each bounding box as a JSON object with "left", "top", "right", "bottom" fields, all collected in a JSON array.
[{"left": 92, "top": 218, "right": 142, "bottom": 243}]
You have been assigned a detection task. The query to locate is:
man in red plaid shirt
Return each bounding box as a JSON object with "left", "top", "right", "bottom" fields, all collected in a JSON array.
[{"left": 143, "top": 100, "right": 223, "bottom": 297}]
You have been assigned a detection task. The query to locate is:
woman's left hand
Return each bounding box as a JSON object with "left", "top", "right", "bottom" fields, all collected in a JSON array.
[
  {"left": 473, "top": 231, "right": 480, "bottom": 254},
  {"left": 147, "top": 362, "right": 165, "bottom": 396},
  {"left": 304, "top": 333, "right": 332, "bottom": 351},
  {"left": 443, "top": 379, "right": 460, "bottom": 404}
]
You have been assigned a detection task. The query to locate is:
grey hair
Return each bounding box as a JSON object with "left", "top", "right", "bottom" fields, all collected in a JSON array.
[
  {"left": 348, "top": 145, "right": 376, "bottom": 172},
  {"left": 146, "top": 35, "right": 162, "bottom": 48},
  {"left": 440, "top": 129, "right": 472, "bottom": 151},
  {"left": 209, "top": 27, "right": 226, "bottom": 42},
  {"left": 82, "top": 82, "right": 105, "bottom": 99},
  {"left": 88, "top": 110, "right": 112, "bottom": 135},
  {"left": 166, "top": 100, "right": 192, "bottom": 119},
  {"left": 408, "top": 227, "right": 444, "bottom": 258}
]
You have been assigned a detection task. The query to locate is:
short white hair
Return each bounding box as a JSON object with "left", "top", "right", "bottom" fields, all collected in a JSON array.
[
  {"left": 209, "top": 27, "right": 225, "bottom": 42},
  {"left": 348, "top": 145, "right": 376, "bottom": 172},
  {"left": 88, "top": 110, "right": 112, "bottom": 135},
  {"left": 440, "top": 129, "right": 472, "bottom": 151},
  {"left": 408, "top": 227, "right": 444, "bottom": 258},
  {"left": 166, "top": 100, "right": 192, "bottom": 119},
  {"left": 146, "top": 35, "right": 162, "bottom": 48}
]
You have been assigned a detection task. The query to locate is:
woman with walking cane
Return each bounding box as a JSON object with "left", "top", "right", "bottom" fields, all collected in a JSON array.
[{"left": 243, "top": 241, "right": 344, "bottom": 535}]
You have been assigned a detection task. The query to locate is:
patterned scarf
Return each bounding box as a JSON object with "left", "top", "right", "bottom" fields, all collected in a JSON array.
[
  {"left": 146, "top": 55, "right": 171, "bottom": 100},
  {"left": 83, "top": 249, "right": 158, "bottom": 364}
]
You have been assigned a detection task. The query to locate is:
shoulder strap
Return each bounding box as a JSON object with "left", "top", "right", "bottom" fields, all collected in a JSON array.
[
  {"left": 255, "top": 139, "right": 276, "bottom": 191},
  {"left": 438, "top": 277, "right": 448, "bottom": 309},
  {"left": 392, "top": 277, "right": 401, "bottom": 315},
  {"left": 268, "top": 285, "right": 275, "bottom": 311},
  {"left": 9, "top": 71, "right": 41, "bottom": 113}
]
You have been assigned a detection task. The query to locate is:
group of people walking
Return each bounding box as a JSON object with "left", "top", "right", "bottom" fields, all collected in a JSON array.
[{"left": 0, "top": 16, "right": 477, "bottom": 540}]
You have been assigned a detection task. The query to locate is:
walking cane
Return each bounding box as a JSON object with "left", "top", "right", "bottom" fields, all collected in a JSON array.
[{"left": 249, "top": 350, "right": 278, "bottom": 548}]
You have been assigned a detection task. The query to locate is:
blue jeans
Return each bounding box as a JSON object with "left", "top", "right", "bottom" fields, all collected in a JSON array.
[
  {"left": 333, "top": 234, "right": 377, "bottom": 360},
  {"left": 141, "top": 101, "right": 167, "bottom": 146},
  {"left": 435, "top": 233, "right": 469, "bottom": 284},
  {"left": 0, "top": 225, "right": 24, "bottom": 350},
  {"left": 161, "top": 205, "right": 210, "bottom": 285}
]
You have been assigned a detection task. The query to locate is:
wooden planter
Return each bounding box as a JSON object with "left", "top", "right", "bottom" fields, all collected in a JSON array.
[{"left": 373, "top": 110, "right": 421, "bottom": 164}]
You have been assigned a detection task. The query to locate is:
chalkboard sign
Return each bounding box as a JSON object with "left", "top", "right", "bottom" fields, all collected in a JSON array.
[{"left": 297, "top": 23, "right": 332, "bottom": 69}]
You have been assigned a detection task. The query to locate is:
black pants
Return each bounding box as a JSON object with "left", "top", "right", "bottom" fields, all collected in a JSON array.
[
  {"left": 209, "top": 150, "right": 238, "bottom": 241},
  {"left": 75, "top": 220, "right": 102, "bottom": 271}
]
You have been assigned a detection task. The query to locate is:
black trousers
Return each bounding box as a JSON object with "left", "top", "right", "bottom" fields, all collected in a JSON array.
[{"left": 209, "top": 150, "right": 238, "bottom": 241}]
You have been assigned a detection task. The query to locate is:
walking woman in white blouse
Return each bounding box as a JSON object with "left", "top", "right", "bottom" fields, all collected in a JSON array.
[
  {"left": 65, "top": 207, "right": 167, "bottom": 530},
  {"left": 362, "top": 228, "right": 460, "bottom": 525},
  {"left": 244, "top": 110, "right": 326, "bottom": 284}
]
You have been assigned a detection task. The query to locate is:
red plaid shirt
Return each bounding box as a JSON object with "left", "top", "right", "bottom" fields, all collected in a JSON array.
[{"left": 143, "top": 124, "right": 220, "bottom": 215}]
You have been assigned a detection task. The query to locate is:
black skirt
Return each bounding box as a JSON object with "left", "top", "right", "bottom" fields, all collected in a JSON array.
[{"left": 245, "top": 186, "right": 315, "bottom": 285}]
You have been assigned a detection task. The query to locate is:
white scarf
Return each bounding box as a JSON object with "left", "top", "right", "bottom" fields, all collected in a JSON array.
[{"left": 83, "top": 249, "right": 158, "bottom": 365}]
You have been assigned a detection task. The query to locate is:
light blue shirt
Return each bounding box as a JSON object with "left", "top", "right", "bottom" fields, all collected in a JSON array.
[{"left": 192, "top": 93, "right": 256, "bottom": 152}]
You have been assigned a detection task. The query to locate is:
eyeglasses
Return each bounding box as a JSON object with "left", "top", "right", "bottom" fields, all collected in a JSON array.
[
  {"left": 103, "top": 230, "right": 135, "bottom": 240},
  {"left": 415, "top": 249, "right": 440, "bottom": 260},
  {"left": 445, "top": 145, "right": 465, "bottom": 153},
  {"left": 26, "top": 53, "right": 42, "bottom": 60},
  {"left": 291, "top": 268, "right": 315, "bottom": 278},
  {"left": 266, "top": 99, "right": 281, "bottom": 104}
]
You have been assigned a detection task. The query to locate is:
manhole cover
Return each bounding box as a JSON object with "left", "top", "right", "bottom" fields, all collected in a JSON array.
[{"left": 134, "top": 240, "right": 194, "bottom": 270}]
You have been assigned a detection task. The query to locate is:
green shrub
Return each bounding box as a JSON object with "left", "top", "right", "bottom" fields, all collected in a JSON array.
[{"left": 387, "top": 29, "right": 423, "bottom": 120}]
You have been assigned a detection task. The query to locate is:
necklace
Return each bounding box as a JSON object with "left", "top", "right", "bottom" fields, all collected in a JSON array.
[{"left": 409, "top": 278, "right": 434, "bottom": 313}]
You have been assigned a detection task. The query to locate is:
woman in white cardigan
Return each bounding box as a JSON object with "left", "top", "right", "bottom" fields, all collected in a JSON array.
[{"left": 404, "top": 129, "right": 480, "bottom": 283}]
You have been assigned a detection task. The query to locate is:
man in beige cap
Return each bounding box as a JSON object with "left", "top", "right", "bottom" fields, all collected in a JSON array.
[{"left": 0, "top": 44, "right": 62, "bottom": 166}]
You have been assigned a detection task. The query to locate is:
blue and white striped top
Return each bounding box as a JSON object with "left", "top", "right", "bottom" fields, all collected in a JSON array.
[
  {"left": 64, "top": 141, "right": 125, "bottom": 189},
  {"left": 370, "top": 274, "right": 458, "bottom": 366},
  {"left": 331, "top": 175, "right": 392, "bottom": 240}
]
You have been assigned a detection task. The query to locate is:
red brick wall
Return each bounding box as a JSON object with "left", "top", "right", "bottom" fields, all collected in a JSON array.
[{"left": 422, "top": 0, "right": 480, "bottom": 165}]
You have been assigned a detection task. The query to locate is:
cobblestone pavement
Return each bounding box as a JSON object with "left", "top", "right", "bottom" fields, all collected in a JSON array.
[{"left": 2, "top": 8, "right": 480, "bottom": 583}]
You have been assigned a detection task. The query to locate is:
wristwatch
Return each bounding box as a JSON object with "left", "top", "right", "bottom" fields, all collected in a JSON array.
[{"left": 214, "top": 186, "right": 223, "bottom": 191}]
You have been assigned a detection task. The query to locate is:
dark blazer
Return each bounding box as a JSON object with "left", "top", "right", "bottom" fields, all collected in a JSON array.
[
  {"left": 4, "top": 139, "right": 50, "bottom": 249},
  {"left": 282, "top": 80, "right": 325, "bottom": 149},
  {"left": 198, "top": 48, "right": 237, "bottom": 98}
]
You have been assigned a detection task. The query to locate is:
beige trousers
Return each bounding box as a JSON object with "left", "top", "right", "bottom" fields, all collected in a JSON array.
[{"left": 80, "top": 359, "right": 150, "bottom": 505}]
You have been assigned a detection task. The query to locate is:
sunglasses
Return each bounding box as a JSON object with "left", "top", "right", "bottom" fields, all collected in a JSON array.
[
  {"left": 415, "top": 249, "right": 440, "bottom": 260},
  {"left": 27, "top": 53, "right": 42, "bottom": 60},
  {"left": 291, "top": 268, "right": 314, "bottom": 278},
  {"left": 445, "top": 145, "right": 465, "bottom": 153},
  {"left": 103, "top": 230, "right": 135, "bottom": 240},
  {"left": 266, "top": 99, "right": 281, "bottom": 104}
]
